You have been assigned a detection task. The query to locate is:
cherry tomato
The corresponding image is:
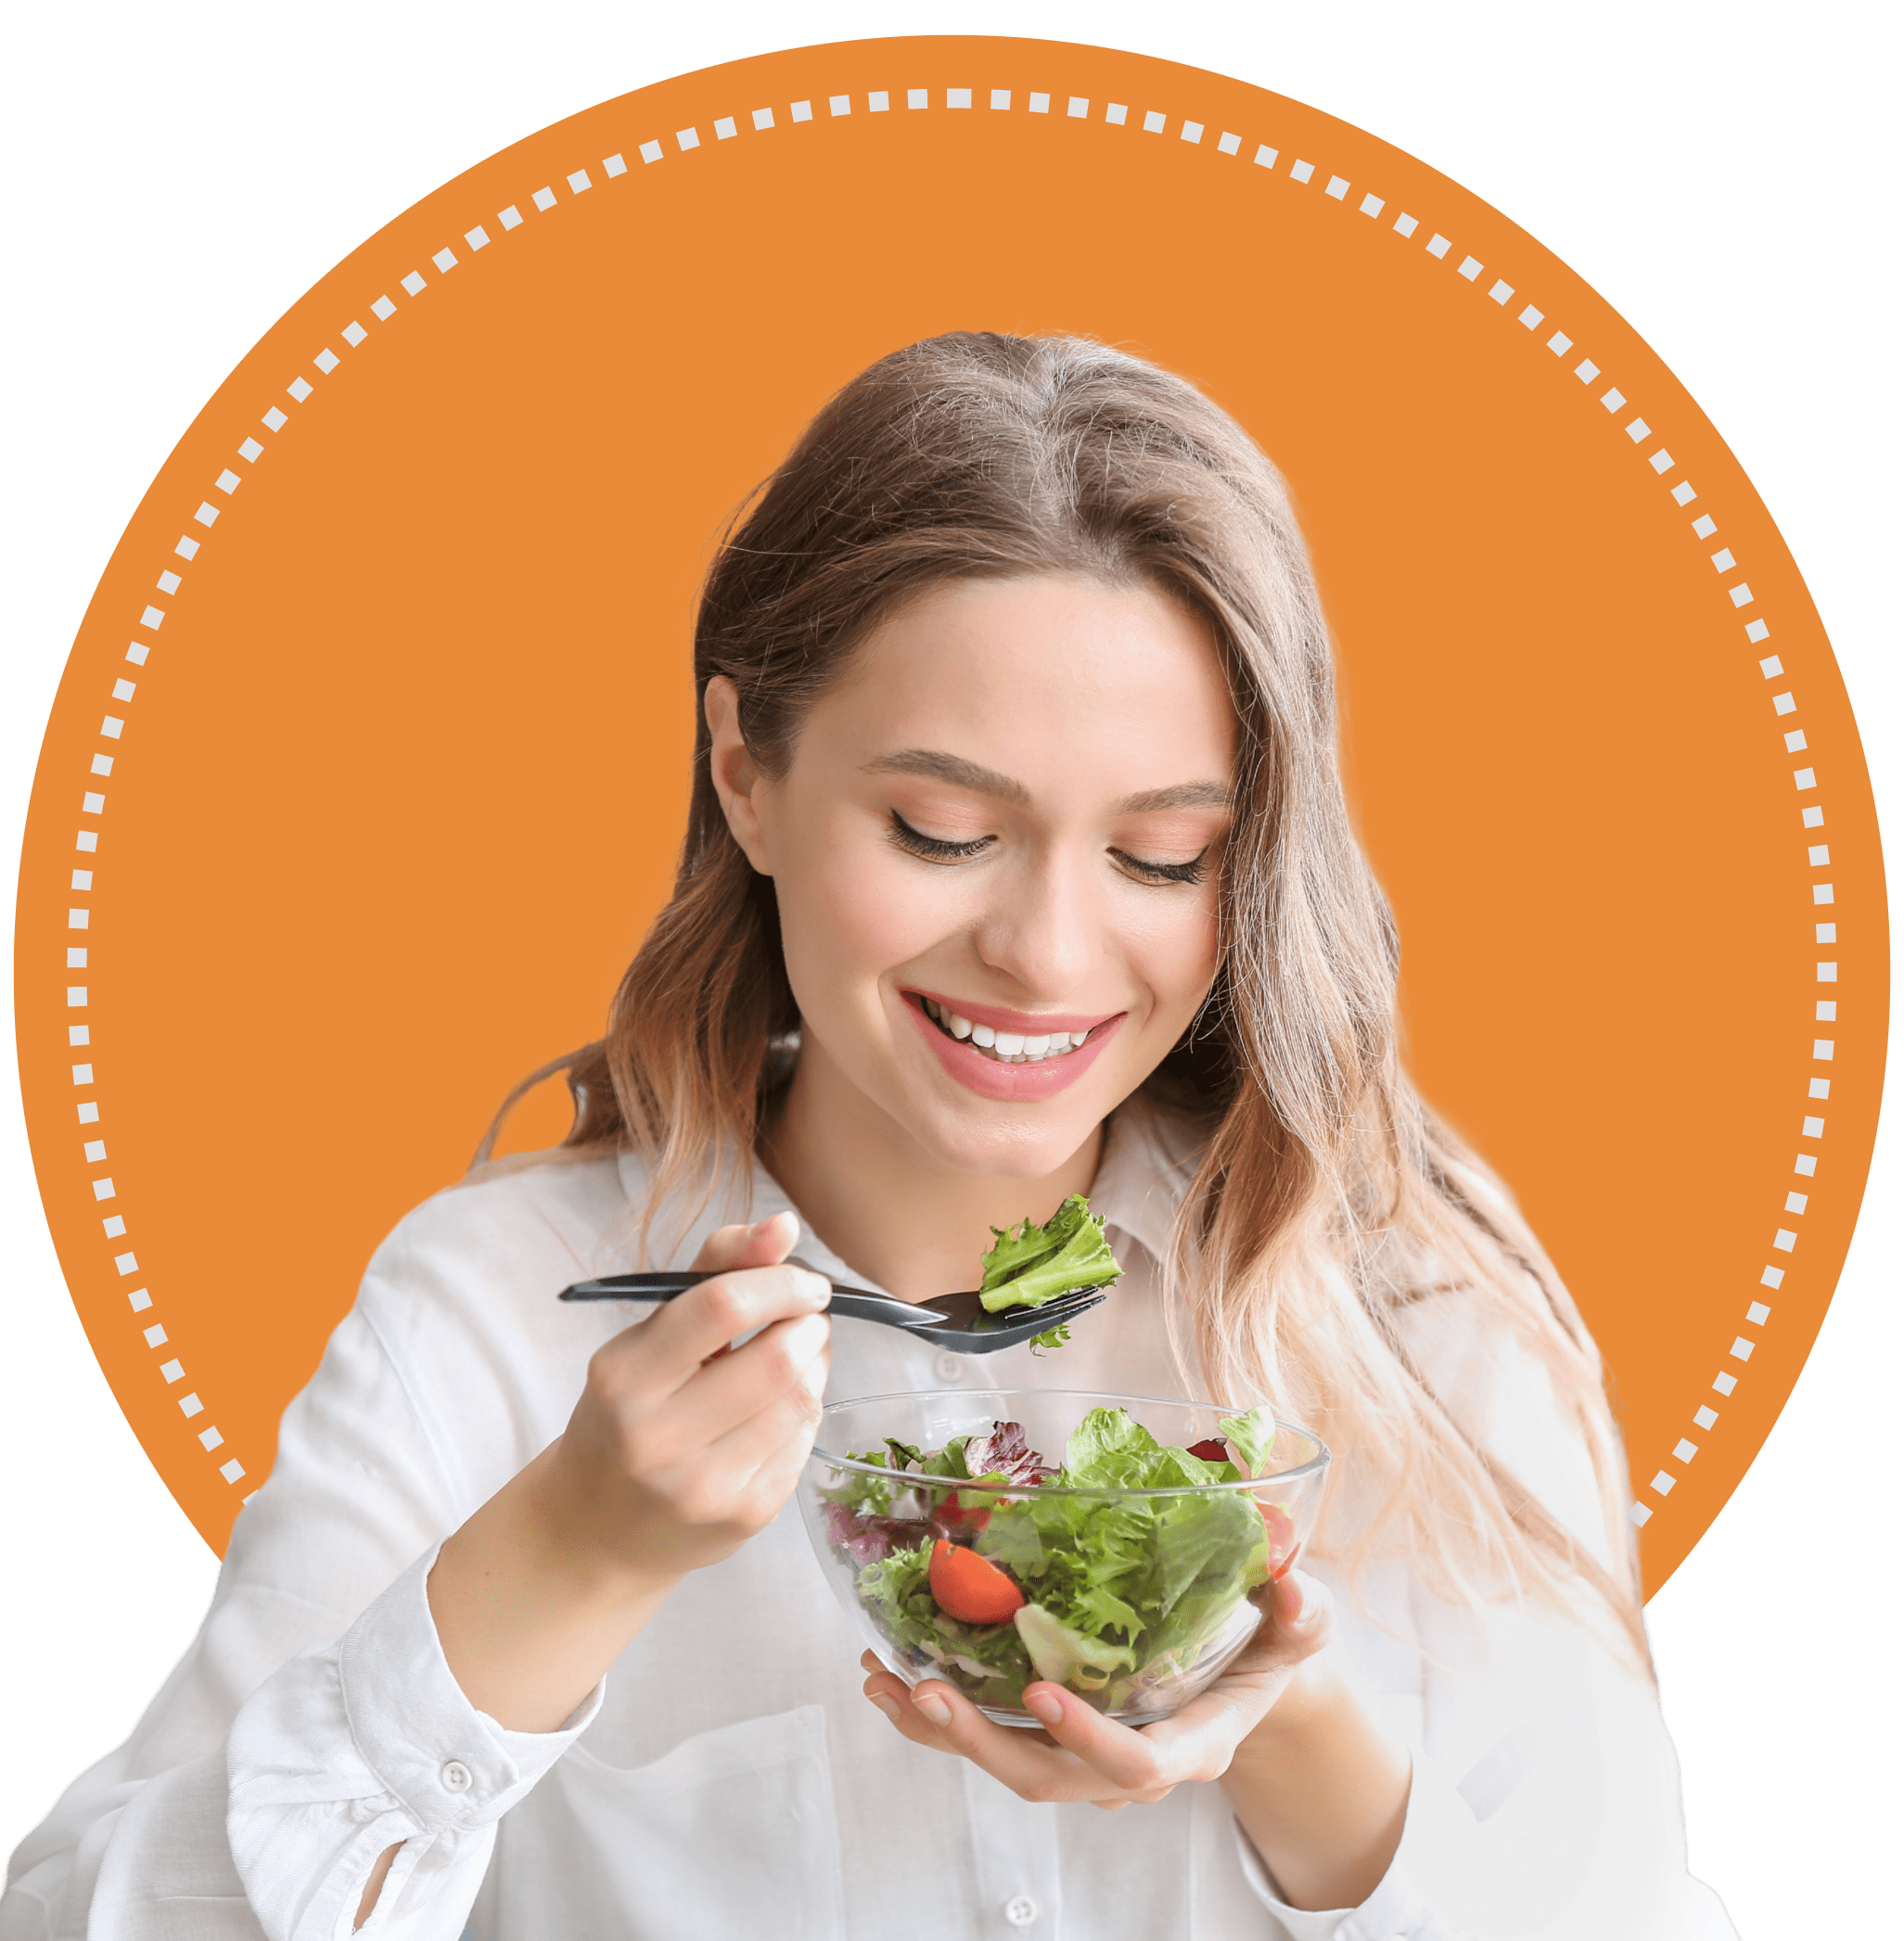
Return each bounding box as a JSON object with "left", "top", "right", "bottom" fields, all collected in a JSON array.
[
  {"left": 928, "top": 1539, "right": 1025, "bottom": 1625},
  {"left": 931, "top": 1491, "right": 991, "bottom": 1537}
]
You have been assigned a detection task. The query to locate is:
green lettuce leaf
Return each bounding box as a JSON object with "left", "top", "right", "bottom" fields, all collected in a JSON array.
[
  {"left": 830, "top": 1447, "right": 903, "bottom": 1517},
  {"left": 853, "top": 1535, "right": 935, "bottom": 1640},
  {"left": 918, "top": 1437, "right": 972, "bottom": 1481},
  {"left": 978, "top": 1194, "right": 1125, "bottom": 1314},
  {"left": 1216, "top": 1406, "right": 1277, "bottom": 1477},
  {"left": 1014, "top": 1603, "right": 1136, "bottom": 1689}
]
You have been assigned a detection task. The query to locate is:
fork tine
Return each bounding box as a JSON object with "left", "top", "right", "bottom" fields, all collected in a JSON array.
[{"left": 931, "top": 1289, "right": 1107, "bottom": 1352}]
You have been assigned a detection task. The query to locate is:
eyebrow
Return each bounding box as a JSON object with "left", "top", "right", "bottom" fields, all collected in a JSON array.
[{"left": 863, "top": 749, "right": 1231, "bottom": 814}]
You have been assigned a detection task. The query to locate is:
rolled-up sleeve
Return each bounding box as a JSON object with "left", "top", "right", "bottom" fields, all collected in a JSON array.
[
  {"left": 226, "top": 1548, "right": 600, "bottom": 1941},
  {"left": 1232, "top": 1642, "right": 1737, "bottom": 1939},
  {"left": 2, "top": 1169, "right": 617, "bottom": 1941},
  {"left": 1231, "top": 1751, "right": 1439, "bottom": 1939},
  {"left": 1228, "top": 1296, "right": 1741, "bottom": 1941}
]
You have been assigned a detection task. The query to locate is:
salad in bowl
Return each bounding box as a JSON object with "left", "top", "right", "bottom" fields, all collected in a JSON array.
[{"left": 800, "top": 1389, "right": 1330, "bottom": 1727}]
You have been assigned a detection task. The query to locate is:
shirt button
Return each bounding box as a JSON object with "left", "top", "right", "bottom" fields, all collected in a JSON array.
[
  {"left": 934, "top": 1351, "right": 965, "bottom": 1382},
  {"left": 1003, "top": 1896, "right": 1038, "bottom": 1927},
  {"left": 441, "top": 1760, "right": 473, "bottom": 1793}
]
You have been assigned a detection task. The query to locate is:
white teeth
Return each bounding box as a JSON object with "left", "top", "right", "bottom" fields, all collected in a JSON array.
[{"left": 920, "top": 999, "right": 1097, "bottom": 1063}]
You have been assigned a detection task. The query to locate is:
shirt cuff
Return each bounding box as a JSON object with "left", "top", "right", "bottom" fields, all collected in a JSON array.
[
  {"left": 1232, "top": 1754, "right": 1476, "bottom": 1941},
  {"left": 339, "top": 1544, "right": 605, "bottom": 1832}
]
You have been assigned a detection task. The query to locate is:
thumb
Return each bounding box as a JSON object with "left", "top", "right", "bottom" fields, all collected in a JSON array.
[
  {"left": 690, "top": 1207, "right": 803, "bottom": 1274},
  {"left": 1266, "top": 1569, "right": 1334, "bottom": 1661}
]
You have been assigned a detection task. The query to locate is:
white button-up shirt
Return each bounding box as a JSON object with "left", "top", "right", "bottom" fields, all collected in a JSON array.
[{"left": 2, "top": 1101, "right": 1737, "bottom": 1940}]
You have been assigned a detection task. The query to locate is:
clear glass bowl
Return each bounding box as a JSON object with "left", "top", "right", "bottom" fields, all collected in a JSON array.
[{"left": 800, "top": 1388, "right": 1330, "bottom": 1728}]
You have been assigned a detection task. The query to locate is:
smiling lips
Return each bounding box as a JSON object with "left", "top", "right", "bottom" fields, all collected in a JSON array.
[
  {"left": 901, "top": 989, "right": 1126, "bottom": 1103},
  {"left": 918, "top": 995, "right": 1094, "bottom": 1065}
]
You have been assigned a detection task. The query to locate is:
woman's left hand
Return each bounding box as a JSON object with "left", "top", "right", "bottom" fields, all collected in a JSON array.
[{"left": 858, "top": 1568, "right": 1334, "bottom": 1808}]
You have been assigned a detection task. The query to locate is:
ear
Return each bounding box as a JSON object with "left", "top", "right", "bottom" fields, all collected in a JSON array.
[{"left": 704, "top": 676, "right": 774, "bottom": 875}]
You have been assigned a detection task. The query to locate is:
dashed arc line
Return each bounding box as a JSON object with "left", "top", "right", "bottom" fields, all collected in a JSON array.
[{"left": 63, "top": 67, "right": 1846, "bottom": 1533}]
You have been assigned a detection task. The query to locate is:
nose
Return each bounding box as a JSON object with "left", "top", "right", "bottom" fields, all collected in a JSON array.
[{"left": 968, "top": 843, "right": 1100, "bottom": 1002}]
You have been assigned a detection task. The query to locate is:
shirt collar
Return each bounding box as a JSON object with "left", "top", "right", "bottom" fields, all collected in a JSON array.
[{"left": 1078, "top": 1093, "right": 1204, "bottom": 1270}]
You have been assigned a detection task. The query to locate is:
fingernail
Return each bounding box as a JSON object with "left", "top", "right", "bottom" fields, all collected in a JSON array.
[
  {"left": 1024, "top": 1686, "right": 1063, "bottom": 1726},
  {"left": 866, "top": 1692, "right": 901, "bottom": 1719},
  {"left": 914, "top": 1692, "right": 952, "bottom": 1728},
  {"left": 801, "top": 1271, "right": 833, "bottom": 1309}
]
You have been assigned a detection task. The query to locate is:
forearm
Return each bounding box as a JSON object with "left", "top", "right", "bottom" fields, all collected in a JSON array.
[
  {"left": 1219, "top": 1654, "right": 1412, "bottom": 1912},
  {"left": 427, "top": 1442, "right": 678, "bottom": 1733}
]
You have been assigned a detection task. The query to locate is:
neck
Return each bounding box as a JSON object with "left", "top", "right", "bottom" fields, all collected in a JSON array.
[{"left": 760, "top": 1038, "right": 1105, "bottom": 1303}]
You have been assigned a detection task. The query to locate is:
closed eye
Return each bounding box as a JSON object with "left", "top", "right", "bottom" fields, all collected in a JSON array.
[
  {"left": 886, "top": 810, "right": 993, "bottom": 862},
  {"left": 1111, "top": 846, "right": 1210, "bottom": 887},
  {"left": 888, "top": 810, "right": 1210, "bottom": 884}
]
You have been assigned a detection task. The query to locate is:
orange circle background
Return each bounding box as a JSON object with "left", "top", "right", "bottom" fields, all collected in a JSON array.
[{"left": 15, "top": 36, "right": 1886, "bottom": 1593}]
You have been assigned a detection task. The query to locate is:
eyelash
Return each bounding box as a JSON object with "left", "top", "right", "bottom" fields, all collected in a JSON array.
[
  {"left": 885, "top": 811, "right": 991, "bottom": 862},
  {"left": 886, "top": 811, "right": 1209, "bottom": 887},
  {"left": 1117, "top": 849, "right": 1210, "bottom": 887}
]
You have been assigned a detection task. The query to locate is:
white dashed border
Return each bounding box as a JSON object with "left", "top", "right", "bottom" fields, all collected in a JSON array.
[{"left": 62, "top": 72, "right": 1852, "bottom": 1533}]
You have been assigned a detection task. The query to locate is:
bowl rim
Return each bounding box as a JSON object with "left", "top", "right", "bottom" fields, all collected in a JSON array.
[{"left": 811, "top": 1386, "right": 1332, "bottom": 1498}]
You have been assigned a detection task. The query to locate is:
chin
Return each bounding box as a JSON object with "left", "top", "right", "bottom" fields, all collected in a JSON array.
[{"left": 907, "top": 1097, "right": 1111, "bottom": 1182}]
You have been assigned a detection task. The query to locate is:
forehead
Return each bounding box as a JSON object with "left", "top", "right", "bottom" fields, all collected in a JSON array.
[{"left": 809, "top": 573, "right": 1237, "bottom": 788}]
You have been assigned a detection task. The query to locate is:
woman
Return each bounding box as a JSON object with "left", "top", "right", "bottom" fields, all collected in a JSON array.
[{"left": 3, "top": 333, "right": 1733, "bottom": 1939}]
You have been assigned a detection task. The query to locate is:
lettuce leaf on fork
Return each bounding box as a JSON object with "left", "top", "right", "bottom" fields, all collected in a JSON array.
[{"left": 978, "top": 1194, "right": 1125, "bottom": 1317}]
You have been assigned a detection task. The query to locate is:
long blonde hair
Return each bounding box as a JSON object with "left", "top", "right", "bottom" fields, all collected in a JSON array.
[{"left": 483, "top": 332, "right": 1648, "bottom": 1666}]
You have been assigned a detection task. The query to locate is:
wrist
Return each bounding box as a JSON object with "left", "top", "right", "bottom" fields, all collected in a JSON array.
[
  {"left": 429, "top": 1447, "right": 682, "bottom": 1733},
  {"left": 520, "top": 1442, "right": 684, "bottom": 1612},
  {"left": 1233, "top": 1648, "right": 1350, "bottom": 1757}
]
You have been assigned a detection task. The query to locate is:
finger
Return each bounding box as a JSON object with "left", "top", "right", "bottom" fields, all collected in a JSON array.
[
  {"left": 1220, "top": 1569, "right": 1331, "bottom": 1679},
  {"left": 859, "top": 1657, "right": 965, "bottom": 1753},
  {"left": 1267, "top": 1569, "right": 1334, "bottom": 1659},
  {"left": 856, "top": 1654, "right": 1145, "bottom": 1797},
  {"left": 1014, "top": 1682, "right": 1176, "bottom": 1794},
  {"left": 860, "top": 1654, "right": 942, "bottom": 1718},
  {"left": 896, "top": 1679, "right": 1122, "bottom": 1802},
  {"left": 662, "top": 1209, "right": 810, "bottom": 1374},
  {"left": 621, "top": 1260, "right": 832, "bottom": 1392},
  {"left": 690, "top": 1208, "right": 802, "bottom": 1274},
  {"left": 689, "top": 1309, "right": 831, "bottom": 1450},
  {"left": 861, "top": 1681, "right": 956, "bottom": 1752},
  {"left": 722, "top": 1331, "right": 834, "bottom": 1520},
  {"left": 633, "top": 1310, "right": 829, "bottom": 1501}
]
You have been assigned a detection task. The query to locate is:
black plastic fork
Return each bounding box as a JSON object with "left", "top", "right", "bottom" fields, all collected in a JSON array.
[{"left": 557, "top": 1270, "right": 1107, "bottom": 1353}]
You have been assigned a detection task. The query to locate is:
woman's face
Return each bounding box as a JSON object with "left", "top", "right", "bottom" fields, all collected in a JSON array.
[{"left": 711, "top": 573, "right": 1236, "bottom": 1180}]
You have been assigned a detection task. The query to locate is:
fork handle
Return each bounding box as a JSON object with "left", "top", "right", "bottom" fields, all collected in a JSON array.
[{"left": 558, "top": 1271, "right": 939, "bottom": 1328}]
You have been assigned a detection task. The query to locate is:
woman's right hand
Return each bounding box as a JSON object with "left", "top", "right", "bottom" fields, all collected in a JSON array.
[
  {"left": 427, "top": 1208, "right": 830, "bottom": 1733},
  {"left": 540, "top": 1207, "right": 834, "bottom": 1584}
]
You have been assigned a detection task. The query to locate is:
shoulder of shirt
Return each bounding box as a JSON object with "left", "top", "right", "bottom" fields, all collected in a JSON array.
[
  {"left": 362, "top": 1145, "right": 635, "bottom": 1297},
  {"left": 1393, "top": 1283, "right": 1614, "bottom": 1565}
]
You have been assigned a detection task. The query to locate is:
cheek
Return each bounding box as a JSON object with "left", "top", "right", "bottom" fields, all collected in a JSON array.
[
  {"left": 1121, "top": 892, "right": 1223, "bottom": 1021},
  {"left": 773, "top": 829, "right": 948, "bottom": 998}
]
